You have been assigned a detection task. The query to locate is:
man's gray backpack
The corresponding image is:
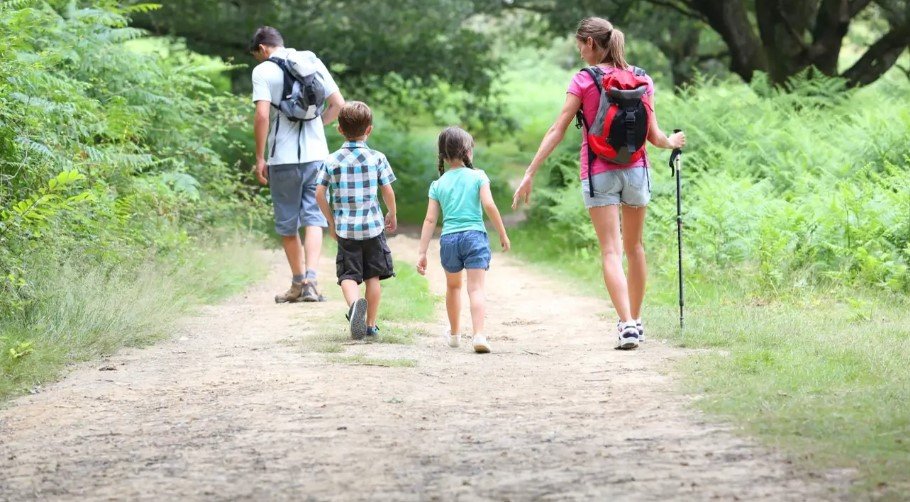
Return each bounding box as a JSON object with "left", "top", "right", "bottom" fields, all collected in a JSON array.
[{"left": 268, "top": 49, "right": 327, "bottom": 122}]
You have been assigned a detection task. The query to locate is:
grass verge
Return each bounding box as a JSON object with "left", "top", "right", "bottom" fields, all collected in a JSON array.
[
  {"left": 510, "top": 223, "right": 910, "bottom": 498},
  {"left": 0, "top": 238, "right": 266, "bottom": 401},
  {"left": 301, "top": 264, "right": 437, "bottom": 355}
]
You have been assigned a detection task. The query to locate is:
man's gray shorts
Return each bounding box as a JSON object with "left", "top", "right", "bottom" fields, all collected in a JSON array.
[
  {"left": 268, "top": 161, "right": 328, "bottom": 236},
  {"left": 581, "top": 167, "right": 651, "bottom": 208}
]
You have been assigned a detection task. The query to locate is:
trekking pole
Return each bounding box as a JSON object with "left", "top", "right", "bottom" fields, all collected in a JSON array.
[{"left": 668, "top": 129, "right": 684, "bottom": 330}]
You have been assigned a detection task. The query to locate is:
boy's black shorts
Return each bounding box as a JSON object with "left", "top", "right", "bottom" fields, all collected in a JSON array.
[{"left": 336, "top": 233, "right": 395, "bottom": 285}]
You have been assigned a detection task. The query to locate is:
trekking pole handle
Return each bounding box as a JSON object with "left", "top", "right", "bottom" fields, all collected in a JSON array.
[{"left": 669, "top": 129, "right": 682, "bottom": 175}]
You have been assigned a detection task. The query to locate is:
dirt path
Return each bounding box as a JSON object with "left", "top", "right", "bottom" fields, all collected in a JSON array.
[{"left": 0, "top": 235, "right": 849, "bottom": 501}]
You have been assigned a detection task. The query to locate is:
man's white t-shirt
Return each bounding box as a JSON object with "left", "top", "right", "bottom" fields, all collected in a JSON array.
[{"left": 251, "top": 47, "right": 339, "bottom": 166}]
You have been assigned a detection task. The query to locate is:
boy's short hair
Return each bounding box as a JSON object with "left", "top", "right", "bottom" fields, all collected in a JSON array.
[
  {"left": 338, "top": 101, "right": 373, "bottom": 139},
  {"left": 249, "top": 26, "right": 284, "bottom": 53}
]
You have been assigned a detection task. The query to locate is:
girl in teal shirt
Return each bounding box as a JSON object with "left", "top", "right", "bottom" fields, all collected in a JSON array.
[{"left": 417, "top": 127, "right": 510, "bottom": 353}]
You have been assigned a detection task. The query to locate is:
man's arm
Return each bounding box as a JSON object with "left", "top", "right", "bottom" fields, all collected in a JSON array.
[
  {"left": 322, "top": 92, "right": 345, "bottom": 126},
  {"left": 253, "top": 100, "right": 271, "bottom": 185}
]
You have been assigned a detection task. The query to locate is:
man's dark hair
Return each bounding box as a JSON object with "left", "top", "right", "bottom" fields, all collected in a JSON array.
[{"left": 249, "top": 26, "right": 284, "bottom": 53}]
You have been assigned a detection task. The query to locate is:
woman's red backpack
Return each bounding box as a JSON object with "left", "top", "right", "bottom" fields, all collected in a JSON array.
[{"left": 576, "top": 66, "right": 652, "bottom": 196}]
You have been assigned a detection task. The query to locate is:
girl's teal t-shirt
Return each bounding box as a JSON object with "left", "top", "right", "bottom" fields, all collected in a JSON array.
[{"left": 428, "top": 167, "right": 490, "bottom": 236}]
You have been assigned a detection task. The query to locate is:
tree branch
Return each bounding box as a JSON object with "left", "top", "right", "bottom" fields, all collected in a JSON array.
[
  {"left": 842, "top": 24, "right": 910, "bottom": 86},
  {"left": 645, "top": 0, "right": 708, "bottom": 23},
  {"left": 688, "top": 0, "right": 768, "bottom": 81},
  {"left": 897, "top": 62, "right": 910, "bottom": 79},
  {"left": 498, "top": 0, "right": 554, "bottom": 15}
]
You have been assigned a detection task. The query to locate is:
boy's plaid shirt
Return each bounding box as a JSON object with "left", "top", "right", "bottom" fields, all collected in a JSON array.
[{"left": 318, "top": 141, "right": 396, "bottom": 240}]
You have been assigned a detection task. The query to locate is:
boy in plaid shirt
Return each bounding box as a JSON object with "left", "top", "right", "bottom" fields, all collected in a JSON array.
[{"left": 316, "top": 101, "right": 397, "bottom": 340}]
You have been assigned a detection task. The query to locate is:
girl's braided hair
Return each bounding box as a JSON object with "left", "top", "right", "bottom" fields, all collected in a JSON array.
[{"left": 437, "top": 126, "right": 475, "bottom": 176}]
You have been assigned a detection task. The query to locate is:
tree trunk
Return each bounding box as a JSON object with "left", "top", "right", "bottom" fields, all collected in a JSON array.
[
  {"left": 809, "top": 0, "right": 852, "bottom": 75},
  {"left": 687, "top": 0, "right": 768, "bottom": 81},
  {"left": 682, "top": 0, "right": 907, "bottom": 88},
  {"left": 755, "top": 0, "right": 817, "bottom": 82}
]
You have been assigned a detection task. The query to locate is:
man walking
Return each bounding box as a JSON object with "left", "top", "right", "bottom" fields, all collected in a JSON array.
[{"left": 249, "top": 26, "right": 345, "bottom": 302}]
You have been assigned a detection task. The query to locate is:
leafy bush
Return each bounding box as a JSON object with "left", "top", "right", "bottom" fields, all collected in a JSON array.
[{"left": 0, "top": 1, "right": 264, "bottom": 313}]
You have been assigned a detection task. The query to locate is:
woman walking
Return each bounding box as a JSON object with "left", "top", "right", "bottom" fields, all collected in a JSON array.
[{"left": 512, "top": 17, "right": 685, "bottom": 350}]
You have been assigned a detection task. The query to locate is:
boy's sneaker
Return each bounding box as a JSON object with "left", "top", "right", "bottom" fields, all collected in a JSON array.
[
  {"left": 445, "top": 329, "right": 460, "bottom": 348},
  {"left": 275, "top": 281, "right": 304, "bottom": 303},
  {"left": 347, "top": 298, "right": 368, "bottom": 340},
  {"left": 366, "top": 326, "right": 380, "bottom": 338},
  {"left": 472, "top": 335, "right": 491, "bottom": 354},
  {"left": 615, "top": 322, "right": 640, "bottom": 350},
  {"left": 301, "top": 281, "right": 326, "bottom": 302}
]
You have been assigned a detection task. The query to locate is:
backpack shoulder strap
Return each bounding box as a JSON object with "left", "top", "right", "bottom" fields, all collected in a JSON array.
[
  {"left": 267, "top": 56, "right": 288, "bottom": 72},
  {"left": 575, "top": 67, "right": 605, "bottom": 131},
  {"left": 581, "top": 66, "right": 604, "bottom": 93},
  {"left": 267, "top": 56, "right": 296, "bottom": 107}
]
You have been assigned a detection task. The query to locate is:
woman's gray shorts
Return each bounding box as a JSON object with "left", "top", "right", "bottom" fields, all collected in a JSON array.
[{"left": 581, "top": 167, "right": 651, "bottom": 208}]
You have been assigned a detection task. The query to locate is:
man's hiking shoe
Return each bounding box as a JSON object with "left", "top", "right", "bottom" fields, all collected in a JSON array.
[
  {"left": 348, "top": 298, "right": 368, "bottom": 340},
  {"left": 445, "top": 329, "right": 460, "bottom": 348},
  {"left": 615, "top": 322, "right": 640, "bottom": 350},
  {"left": 275, "top": 281, "right": 305, "bottom": 303},
  {"left": 472, "top": 335, "right": 491, "bottom": 354},
  {"left": 366, "top": 326, "right": 380, "bottom": 338},
  {"left": 301, "top": 281, "right": 325, "bottom": 302}
]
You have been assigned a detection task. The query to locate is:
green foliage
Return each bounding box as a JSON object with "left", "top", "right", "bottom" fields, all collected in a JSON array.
[
  {"left": 0, "top": 1, "right": 265, "bottom": 310},
  {"left": 0, "top": 2, "right": 267, "bottom": 396},
  {"left": 132, "top": 0, "right": 516, "bottom": 137},
  {"left": 522, "top": 71, "right": 910, "bottom": 294}
]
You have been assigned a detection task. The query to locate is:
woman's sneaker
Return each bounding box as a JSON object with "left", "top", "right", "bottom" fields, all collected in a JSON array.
[
  {"left": 472, "top": 335, "right": 491, "bottom": 354},
  {"left": 445, "top": 329, "right": 460, "bottom": 348},
  {"left": 637, "top": 320, "right": 645, "bottom": 342},
  {"left": 615, "top": 322, "right": 640, "bottom": 350},
  {"left": 347, "top": 298, "right": 368, "bottom": 340}
]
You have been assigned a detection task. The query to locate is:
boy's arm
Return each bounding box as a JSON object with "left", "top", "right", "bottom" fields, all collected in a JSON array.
[
  {"left": 380, "top": 184, "right": 397, "bottom": 233},
  {"left": 480, "top": 184, "right": 510, "bottom": 252},
  {"left": 315, "top": 184, "right": 336, "bottom": 240},
  {"left": 416, "top": 200, "right": 441, "bottom": 276}
]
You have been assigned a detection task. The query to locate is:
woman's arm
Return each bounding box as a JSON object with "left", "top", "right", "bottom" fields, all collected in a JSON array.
[
  {"left": 481, "top": 185, "right": 510, "bottom": 251},
  {"left": 512, "top": 93, "right": 583, "bottom": 208},
  {"left": 416, "top": 200, "right": 441, "bottom": 275}
]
